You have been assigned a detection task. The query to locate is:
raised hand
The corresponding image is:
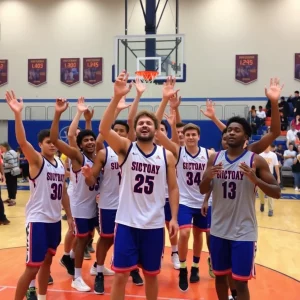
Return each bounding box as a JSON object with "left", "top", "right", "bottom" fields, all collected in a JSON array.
[
  {"left": 169, "top": 94, "right": 181, "bottom": 110},
  {"left": 164, "top": 109, "right": 176, "bottom": 127},
  {"left": 81, "top": 165, "right": 93, "bottom": 178},
  {"left": 84, "top": 108, "right": 94, "bottom": 121},
  {"left": 5, "top": 90, "right": 23, "bottom": 114},
  {"left": 265, "top": 78, "right": 284, "bottom": 102},
  {"left": 200, "top": 99, "right": 216, "bottom": 119},
  {"left": 133, "top": 77, "right": 146, "bottom": 95},
  {"left": 239, "top": 161, "right": 257, "bottom": 184},
  {"left": 117, "top": 96, "right": 131, "bottom": 111},
  {"left": 55, "top": 98, "right": 69, "bottom": 114},
  {"left": 114, "top": 71, "right": 132, "bottom": 98},
  {"left": 77, "top": 96, "right": 88, "bottom": 113},
  {"left": 162, "top": 76, "right": 180, "bottom": 100}
]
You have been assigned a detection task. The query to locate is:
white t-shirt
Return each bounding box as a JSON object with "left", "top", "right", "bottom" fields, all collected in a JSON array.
[
  {"left": 283, "top": 150, "right": 297, "bottom": 167},
  {"left": 286, "top": 129, "right": 298, "bottom": 142},
  {"left": 256, "top": 110, "right": 266, "bottom": 119},
  {"left": 260, "top": 151, "right": 278, "bottom": 174}
]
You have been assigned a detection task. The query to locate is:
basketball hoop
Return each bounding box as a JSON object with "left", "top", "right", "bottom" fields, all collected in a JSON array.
[{"left": 135, "top": 70, "right": 159, "bottom": 83}]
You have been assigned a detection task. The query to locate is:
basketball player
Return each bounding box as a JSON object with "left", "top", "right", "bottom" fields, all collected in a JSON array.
[
  {"left": 50, "top": 98, "right": 100, "bottom": 292},
  {"left": 175, "top": 122, "right": 186, "bottom": 146},
  {"left": 100, "top": 71, "right": 179, "bottom": 300},
  {"left": 4, "top": 91, "right": 73, "bottom": 300},
  {"left": 200, "top": 116, "right": 281, "bottom": 300}
]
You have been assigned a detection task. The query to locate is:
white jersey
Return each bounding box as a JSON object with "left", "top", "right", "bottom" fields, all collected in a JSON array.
[
  {"left": 26, "top": 156, "right": 65, "bottom": 223},
  {"left": 177, "top": 146, "right": 209, "bottom": 208},
  {"left": 70, "top": 153, "right": 99, "bottom": 218},
  {"left": 260, "top": 151, "right": 278, "bottom": 174},
  {"left": 99, "top": 147, "right": 120, "bottom": 209},
  {"left": 117, "top": 142, "right": 167, "bottom": 229},
  {"left": 67, "top": 158, "right": 73, "bottom": 197}
]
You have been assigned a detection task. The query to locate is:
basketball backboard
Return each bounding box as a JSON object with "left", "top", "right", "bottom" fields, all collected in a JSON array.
[{"left": 112, "top": 34, "right": 186, "bottom": 83}]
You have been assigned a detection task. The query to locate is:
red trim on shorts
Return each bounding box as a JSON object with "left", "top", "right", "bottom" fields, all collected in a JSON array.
[
  {"left": 213, "top": 268, "right": 232, "bottom": 276},
  {"left": 100, "top": 233, "right": 114, "bottom": 238},
  {"left": 232, "top": 273, "right": 253, "bottom": 281},
  {"left": 142, "top": 269, "right": 160, "bottom": 276},
  {"left": 111, "top": 265, "right": 138, "bottom": 273},
  {"left": 75, "top": 232, "right": 90, "bottom": 238},
  {"left": 48, "top": 248, "right": 56, "bottom": 255},
  {"left": 192, "top": 225, "right": 210, "bottom": 232},
  {"left": 26, "top": 261, "right": 43, "bottom": 267},
  {"left": 179, "top": 225, "right": 193, "bottom": 230}
]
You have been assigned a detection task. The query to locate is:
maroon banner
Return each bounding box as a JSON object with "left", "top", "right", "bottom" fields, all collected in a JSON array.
[
  {"left": 60, "top": 58, "right": 80, "bottom": 86},
  {"left": 295, "top": 54, "right": 300, "bottom": 81},
  {"left": 83, "top": 57, "right": 103, "bottom": 86},
  {"left": 28, "top": 59, "right": 47, "bottom": 86},
  {"left": 0, "top": 59, "right": 8, "bottom": 87},
  {"left": 235, "top": 54, "right": 258, "bottom": 84}
]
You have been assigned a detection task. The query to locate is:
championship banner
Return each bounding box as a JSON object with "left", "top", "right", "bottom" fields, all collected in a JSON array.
[
  {"left": 28, "top": 59, "right": 47, "bottom": 86},
  {"left": 235, "top": 54, "right": 258, "bottom": 84},
  {"left": 294, "top": 54, "right": 300, "bottom": 81},
  {"left": 60, "top": 58, "right": 80, "bottom": 86},
  {"left": 83, "top": 57, "right": 103, "bottom": 86},
  {"left": 0, "top": 59, "right": 8, "bottom": 87}
]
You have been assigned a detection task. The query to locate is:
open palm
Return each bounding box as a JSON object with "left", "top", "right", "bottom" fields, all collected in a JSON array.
[
  {"left": 114, "top": 71, "right": 132, "bottom": 97},
  {"left": 134, "top": 77, "right": 146, "bottom": 95},
  {"left": 5, "top": 90, "right": 23, "bottom": 114},
  {"left": 117, "top": 96, "right": 131, "bottom": 111},
  {"left": 265, "top": 78, "right": 284, "bottom": 102},
  {"left": 77, "top": 97, "right": 88, "bottom": 113},
  {"left": 162, "top": 76, "right": 179, "bottom": 100},
  {"left": 200, "top": 99, "right": 215, "bottom": 119}
]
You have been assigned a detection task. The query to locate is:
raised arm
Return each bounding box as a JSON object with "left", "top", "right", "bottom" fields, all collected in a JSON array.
[
  {"left": 99, "top": 72, "right": 132, "bottom": 155},
  {"left": 50, "top": 99, "right": 81, "bottom": 162},
  {"left": 156, "top": 130, "right": 179, "bottom": 159},
  {"left": 239, "top": 155, "right": 280, "bottom": 199},
  {"left": 5, "top": 91, "right": 42, "bottom": 167},
  {"left": 164, "top": 109, "right": 180, "bottom": 145},
  {"left": 166, "top": 150, "right": 179, "bottom": 238},
  {"left": 248, "top": 78, "right": 283, "bottom": 154},
  {"left": 84, "top": 106, "right": 94, "bottom": 131},
  {"left": 127, "top": 78, "right": 146, "bottom": 141}
]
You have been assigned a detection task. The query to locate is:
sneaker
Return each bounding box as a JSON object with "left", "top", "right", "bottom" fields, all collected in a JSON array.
[
  {"left": 0, "top": 219, "right": 10, "bottom": 225},
  {"left": 179, "top": 268, "right": 189, "bottom": 292},
  {"left": 171, "top": 252, "right": 180, "bottom": 270},
  {"left": 190, "top": 266, "right": 200, "bottom": 283},
  {"left": 207, "top": 257, "right": 215, "bottom": 278},
  {"left": 268, "top": 210, "right": 273, "bottom": 217},
  {"left": 90, "top": 264, "right": 115, "bottom": 276},
  {"left": 94, "top": 273, "right": 104, "bottom": 295},
  {"left": 295, "top": 187, "right": 299, "bottom": 191},
  {"left": 87, "top": 239, "right": 95, "bottom": 253},
  {"left": 71, "top": 276, "right": 91, "bottom": 292},
  {"left": 60, "top": 255, "right": 75, "bottom": 276},
  {"left": 62, "top": 214, "right": 67, "bottom": 221},
  {"left": 260, "top": 204, "right": 264, "bottom": 212},
  {"left": 48, "top": 274, "right": 53, "bottom": 285},
  {"left": 130, "top": 269, "right": 143, "bottom": 285},
  {"left": 84, "top": 247, "right": 91, "bottom": 260},
  {"left": 26, "top": 287, "right": 37, "bottom": 300},
  {"left": 228, "top": 296, "right": 234, "bottom": 300}
]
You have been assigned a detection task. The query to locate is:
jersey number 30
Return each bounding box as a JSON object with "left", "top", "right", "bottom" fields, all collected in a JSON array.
[
  {"left": 134, "top": 174, "right": 154, "bottom": 194},
  {"left": 51, "top": 183, "right": 63, "bottom": 200}
]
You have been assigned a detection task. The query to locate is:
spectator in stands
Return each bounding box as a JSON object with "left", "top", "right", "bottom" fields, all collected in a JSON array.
[
  {"left": 290, "top": 115, "right": 300, "bottom": 130},
  {"left": 295, "top": 132, "right": 300, "bottom": 147},
  {"left": 248, "top": 105, "right": 256, "bottom": 121},
  {"left": 274, "top": 144, "right": 284, "bottom": 165},
  {"left": 256, "top": 106, "right": 266, "bottom": 125},
  {"left": 287, "top": 91, "right": 300, "bottom": 115},
  {"left": 283, "top": 143, "right": 297, "bottom": 167},
  {"left": 271, "top": 144, "right": 283, "bottom": 189},
  {"left": 0, "top": 152, "right": 9, "bottom": 225},
  {"left": 16, "top": 147, "right": 29, "bottom": 183},
  {"left": 279, "top": 96, "right": 290, "bottom": 118},
  {"left": 286, "top": 124, "right": 298, "bottom": 147},
  {"left": 280, "top": 112, "right": 288, "bottom": 131},
  {"left": 249, "top": 110, "right": 261, "bottom": 134},
  {"left": 292, "top": 145, "right": 300, "bottom": 191}
]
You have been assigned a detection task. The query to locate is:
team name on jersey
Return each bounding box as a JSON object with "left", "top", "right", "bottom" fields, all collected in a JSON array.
[
  {"left": 131, "top": 162, "right": 160, "bottom": 174},
  {"left": 111, "top": 162, "right": 119, "bottom": 170},
  {"left": 46, "top": 172, "right": 64, "bottom": 182},
  {"left": 217, "top": 170, "right": 244, "bottom": 180},
  {"left": 183, "top": 162, "right": 206, "bottom": 170}
]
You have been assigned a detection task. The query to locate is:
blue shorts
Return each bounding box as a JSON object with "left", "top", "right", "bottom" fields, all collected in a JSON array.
[
  {"left": 26, "top": 221, "right": 61, "bottom": 267},
  {"left": 112, "top": 223, "right": 164, "bottom": 275},
  {"left": 210, "top": 235, "right": 256, "bottom": 281},
  {"left": 74, "top": 217, "right": 97, "bottom": 237},
  {"left": 178, "top": 204, "right": 211, "bottom": 231},
  {"left": 99, "top": 208, "right": 117, "bottom": 237},
  {"left": 164, "top": 199, "right": 172, "bottom": 222}
]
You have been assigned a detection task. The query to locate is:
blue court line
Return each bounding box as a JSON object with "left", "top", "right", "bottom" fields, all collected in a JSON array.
[{"left": 0, "top": 97, "right": 268, "bottom": 103}]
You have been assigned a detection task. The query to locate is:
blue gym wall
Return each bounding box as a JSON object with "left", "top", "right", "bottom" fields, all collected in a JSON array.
[{"left": 7, "top": 120, "right": 223, "bottom": 152}]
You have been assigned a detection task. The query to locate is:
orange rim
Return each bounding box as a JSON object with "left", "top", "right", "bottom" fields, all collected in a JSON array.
[{"left": 135, "top": 70, "right": 158, "bottom": 81}]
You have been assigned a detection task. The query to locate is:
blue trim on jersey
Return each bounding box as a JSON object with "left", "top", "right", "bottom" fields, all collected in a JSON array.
[
  {"left": 29, "top": 157, "right": 45, "bottom": 181},
  {"left": 162, "top": 147, "right": 167, "bottom": 178},
  {"left": 213, "top": 151, "right": 221, "bottom": 166},
  {"left": 205, "top": 148, "right": 209, "bottom": 160},
  {"left": 43, "top": 156, "right": 58, "bottom": 168},
  {"left": 175, "top": 147, "right": 182, "bottom": 167},
  {"left": 250, "top": 153, "right": 255, "bottom": 167},
  {"left": 103, "top": 147, "right": 108, "bottom": 168},
  {"left": 136, "top": 143, "right": 157, "bottom": 158},
  {"left": 225, "top": 149, "right": 248, "bottom": 164},
  {"left": 83, "top": 152, "right": 94, "bottom": 163},
  {"left": 185, "top": 146, "right": 200, "bottom": 159},
  {"left": 119, "top": 143, "right": 133, "bottom": 168}
]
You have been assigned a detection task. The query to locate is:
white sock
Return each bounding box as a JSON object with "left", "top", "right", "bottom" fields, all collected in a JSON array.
[
  {"left": 171, "top": 245, "right": 178, "bottom": 253},
  {"left": 64, "top": 252, "right": 70, "bottom": 256},
  {"left": 74, "top": 268, "right": 81, "bottom": 279},
  {"left": 37, "top": 295, "right": 46, "bottom": 300},
  {"left": 97, "top": 265, "right": 104, "bottom": 273},
  {"left": 70, "top": 249, "right": 75, "bottom": 259},
  {"left": 29, "top": 279, "right": 35, "bottom": 288}
]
